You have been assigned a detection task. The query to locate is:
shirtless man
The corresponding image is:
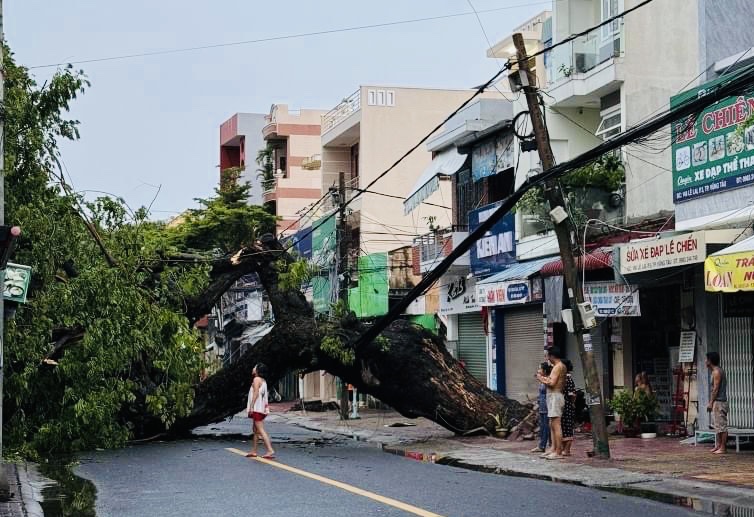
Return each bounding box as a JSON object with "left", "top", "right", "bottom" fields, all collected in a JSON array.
[
  {"left": 537, "top": 347, "right": 566, "bottom": 460},
  {"left": 706, "top": 352, "right": 728, "bottom": 455}
]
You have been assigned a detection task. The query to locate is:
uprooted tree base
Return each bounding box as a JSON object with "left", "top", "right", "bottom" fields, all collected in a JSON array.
[{"left": 138, "top": 235, "right": 530, "bottom": 438}]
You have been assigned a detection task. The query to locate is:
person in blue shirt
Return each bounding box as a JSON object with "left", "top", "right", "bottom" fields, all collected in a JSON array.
[{"left": 531, "top": 361, "right": 553, "bottom": 453}]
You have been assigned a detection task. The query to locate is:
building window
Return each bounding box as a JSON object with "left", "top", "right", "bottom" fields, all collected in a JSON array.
[
  {"left": 601, "top": 0, "right": 622, "bottom": 41},
  {"left": 367, "top": 89, "right": 396, "bottom": 107},
  {"left": 595, "top": 105, "right": 622, "bottom": 140}
]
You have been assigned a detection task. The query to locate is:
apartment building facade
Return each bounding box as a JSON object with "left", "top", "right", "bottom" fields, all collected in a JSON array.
[
  {"left": 219, "top": 112, "right": 267, "bottom": 205},
  {"left": 262, "top": 104, "right": 327, "bottom": 237}
]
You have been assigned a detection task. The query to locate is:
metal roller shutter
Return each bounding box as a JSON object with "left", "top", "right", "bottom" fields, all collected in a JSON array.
[
  {"left": 719, "top": 311, "right": 754, "bottom": 429},
  {"left": 504, "top": 307, "right": 545, "bottom": 403},
  {"left": 458, "top": 313, "right": 487, "bottom": 383}
]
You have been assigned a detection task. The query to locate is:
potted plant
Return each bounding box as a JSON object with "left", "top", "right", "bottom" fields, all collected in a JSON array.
[
  {"left": 488, "top": 410, "right": 510, "bottom": 439},
  {"left": 608, "top": 390, "right": 659, "bottom": 437}
]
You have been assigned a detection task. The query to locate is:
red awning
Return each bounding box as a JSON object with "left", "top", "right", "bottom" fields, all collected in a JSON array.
[{"left": 540, "top": 247, "right": 614, "bottom": 277}]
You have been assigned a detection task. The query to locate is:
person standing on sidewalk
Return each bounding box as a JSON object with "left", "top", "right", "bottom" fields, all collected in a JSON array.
[
  {"left": 561, "top": 360, "right": 577, "bottom": 457},
  {"left": 706, "top": 352, "right": 728, "bottom": 455},
  {"left": 537, "top": 347, "right": 566, "bottom": 460},
  {"left": 531, "top": 362, "right": 552, "bottom": 453},
  {"left": 246, "top": 363, "right": 275, "bottom": 459}
]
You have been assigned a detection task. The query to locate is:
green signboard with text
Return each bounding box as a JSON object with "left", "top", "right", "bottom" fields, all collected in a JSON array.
[
  {"left": 671, "top": 75, "right": 754, "bottom": 203},
  {"left": 4, "top": 262, "right": 31, "bottom": 304}
]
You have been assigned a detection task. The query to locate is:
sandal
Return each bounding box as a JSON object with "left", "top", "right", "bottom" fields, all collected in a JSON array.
[
  {"left": 262, "top": 453, "right": 276, "bottom": 460},
  {"left": 245, "top": 452, "right": 258, "bottom": 458}
]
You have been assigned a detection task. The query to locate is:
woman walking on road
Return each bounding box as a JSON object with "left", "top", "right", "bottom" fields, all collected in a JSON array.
[{"left": 246, "top": 363, "right": 275, "bottom": 459}]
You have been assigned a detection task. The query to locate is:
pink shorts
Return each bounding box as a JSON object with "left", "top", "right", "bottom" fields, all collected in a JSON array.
[{"left": 251, "top": 411, "right": 266, "bottom": 422}]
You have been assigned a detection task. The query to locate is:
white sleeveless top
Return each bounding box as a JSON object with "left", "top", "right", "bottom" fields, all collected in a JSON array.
[{"left": 247, "top": 380, "right": 268, "bottom": 414}]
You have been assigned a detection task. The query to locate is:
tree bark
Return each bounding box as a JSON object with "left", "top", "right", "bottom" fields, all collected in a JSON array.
[{"left": 166, "top": 235, "right": 529, "bottom": 437}]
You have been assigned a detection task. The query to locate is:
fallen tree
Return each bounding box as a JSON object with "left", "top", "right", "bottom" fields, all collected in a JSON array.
[{"left": 167, "top": 235, "right": 529, "bottom": 437}]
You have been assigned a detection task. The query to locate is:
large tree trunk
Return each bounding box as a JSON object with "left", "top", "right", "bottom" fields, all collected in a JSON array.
[{"left": 166, "top": 236, "right": 529, "bottom": 437}]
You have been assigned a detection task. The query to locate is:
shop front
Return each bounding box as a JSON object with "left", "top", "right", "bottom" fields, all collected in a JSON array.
[
  {"left": 704, "top": 234, "right": 754, "bottom": 429},
  {"left": 439, "top": 274, "right": 487, "bottom": 384},
  {"left": 614, "top": 228, "right": 750, "bottom": 431},
  {"left": 476, "top": 258, "right": 551, "bottom": 400}
]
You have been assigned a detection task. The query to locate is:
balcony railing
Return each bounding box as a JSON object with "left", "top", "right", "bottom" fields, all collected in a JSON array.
[
  {"left": 322, "top": 89, "right": 361, "bottom": 133},
  {"left": 413, "top": 226, "right": 469, "bottom": 273},
  {"left": 546, "top": 24, "right": 624, "bottom": 85}
]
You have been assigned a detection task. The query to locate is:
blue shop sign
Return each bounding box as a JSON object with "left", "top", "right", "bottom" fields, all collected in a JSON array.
[
  {"left": 506, "top": 282, "right": 529, "bottom": 302},
  {"left": 469, "top": 201, "right": 516, "bottom": 276}
]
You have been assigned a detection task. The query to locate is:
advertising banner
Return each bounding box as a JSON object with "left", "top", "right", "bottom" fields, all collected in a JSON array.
[
  {"left": 469, "top": 202, "right": 516, "bottom": 276},
  {"left": 583, "top": 282, "right": 641, "bottom": 317},
  {"left": 704, "top": 252, "right": 754, "bottom": 292},
  {"left": 671, "top": 77, "right": 754, "bottom": 203},
  {"left": 471, "top": 134, "right": 514, "bottom": 182},
  {"left": 618, "top": 232, "right": 706, "bottom": 274}
]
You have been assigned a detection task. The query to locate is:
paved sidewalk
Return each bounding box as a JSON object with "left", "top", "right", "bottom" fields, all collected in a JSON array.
[
  {"left": 0, "top": 464, "right": 44, "bottom": 517},
  {"left": 272, "top": 406, "right": 754, "bottom": 515}
]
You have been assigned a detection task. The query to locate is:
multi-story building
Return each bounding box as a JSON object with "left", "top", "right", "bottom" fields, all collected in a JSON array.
[
  {"left": 319, "top": 86, "right": 472, "bottom": 255},
  {"left": 219, "top": 112, "right": 267, "bottom": 205},
  {"left": 486, "top": 2, "right": 754, "bottom": 433},
  {"left": 262, "top": 104, "right": 327, "bottom": 237}
]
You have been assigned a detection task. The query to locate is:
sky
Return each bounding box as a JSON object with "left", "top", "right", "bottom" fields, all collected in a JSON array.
[{"left": 7, "top": 0, "right": 549, "bottom": 219}]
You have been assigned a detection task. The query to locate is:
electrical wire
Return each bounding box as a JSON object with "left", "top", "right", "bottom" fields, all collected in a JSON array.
[
  {"left": 281, "top": 1, "right": 661, "bottom": 259},
  {"left": 29, "top": 2, "right": 555, "bottom": 69}
]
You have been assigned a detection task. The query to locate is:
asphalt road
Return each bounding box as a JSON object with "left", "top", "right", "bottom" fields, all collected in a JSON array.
[{"left": 74, "top": 421, "right": 698, "bottom": 517}]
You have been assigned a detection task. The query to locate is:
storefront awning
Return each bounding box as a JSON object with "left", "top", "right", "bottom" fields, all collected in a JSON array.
[
  {"left": 540, "top": 248, "right": 613, "bottom": 278},
  {"left": 478, "top": 256, "right": 554, "bottom": 285},
  {"left": 705, "top": 234, "right": 754, "bottom": 292},
  {"left": 404, "top": 148, "right": 468, "bottom": 215}
]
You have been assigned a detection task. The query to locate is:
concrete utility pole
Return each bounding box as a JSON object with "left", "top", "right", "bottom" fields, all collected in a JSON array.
[
  {"left": 336, "top": 171, "right": 350, "bottom": 421},
  {"left": 512, "top": 33, "right": 610, "bottom": 458}
]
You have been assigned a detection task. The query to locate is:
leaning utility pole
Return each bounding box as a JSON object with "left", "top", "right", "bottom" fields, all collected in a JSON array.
[
  {"left": 512, "top": 33, "right": 610, "bottom": 458},
  {"left": 335, "top": 171, "right": 350, "bottom": 420}
]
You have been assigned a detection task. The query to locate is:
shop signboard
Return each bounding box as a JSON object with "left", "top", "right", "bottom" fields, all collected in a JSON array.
[
  {"left": 704, "top": 251, "right": 754, "bottom": 292},
  {"left": 671, "top": 77, "right": 754, "bottom": 203},
  {"left": 311, "top": 214, "right": 337, "bottom": 314},
  {"left": 477, "top": 279, "right": 531, "bottom": 306},
  {"left": 283, "top": 227, "right": 313, "bottom": 259},
  {"left": 4, "top": 263, "right": 31, "bottom": 304},
  {"left": 468, "top": 202, "right": 516, "bottom": 276},
  {"left": 439, "top": 276, "right": 479, "bottom": 315},
  {"left": 678, "top": 331, "right": 696, "bottom": 363},
  {"left": 583, "top": 282, "right": 641, "bottom": 317},
  {"left": 618, "top": 231, "right": 706, "bottom": 274}
]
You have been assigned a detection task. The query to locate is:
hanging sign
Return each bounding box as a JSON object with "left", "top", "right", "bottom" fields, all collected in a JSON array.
[
  {"left": 4, "top": 263, "right": 31, "bottom": 304},
  {"left": 618, "top": 232, "right": 706, "bottom": 274},
  {"left": 583, "top": 282, "right": 641, "bottom": 317},
  {"left": 678, "top": 331, "right": 696, "bottom": 363}
]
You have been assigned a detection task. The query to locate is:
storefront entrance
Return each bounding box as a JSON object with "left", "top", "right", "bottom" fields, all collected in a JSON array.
[{"left": 631, "top": 285, "right": 681, "bottom": 421}]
